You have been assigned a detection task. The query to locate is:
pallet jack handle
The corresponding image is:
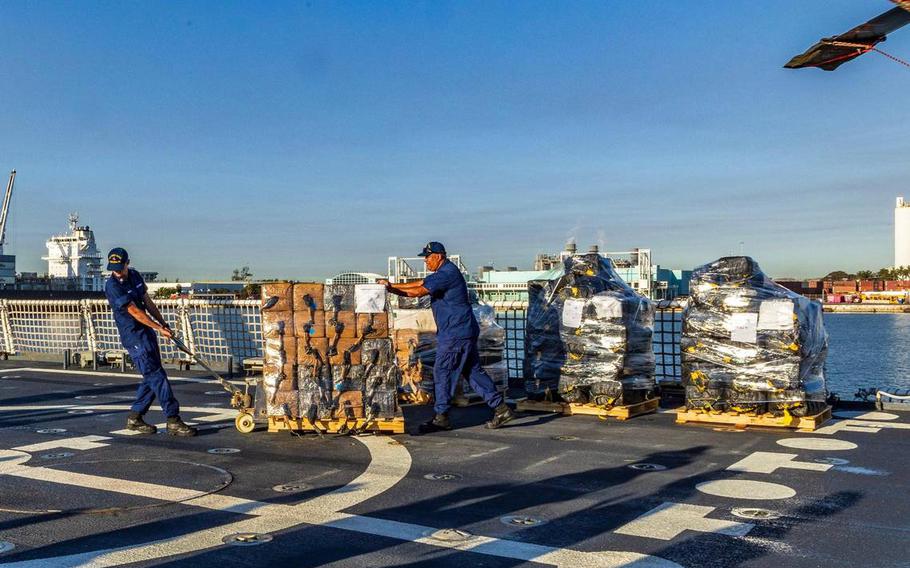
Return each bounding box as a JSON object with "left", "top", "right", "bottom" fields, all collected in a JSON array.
[{"left": 170, "top": 335, "right": 251, "bottom": 409}]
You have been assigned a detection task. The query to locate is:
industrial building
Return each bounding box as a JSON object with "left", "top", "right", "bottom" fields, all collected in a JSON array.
[
  {"left": 896, "top": 196, "right": 910, "bottom": 268},
  {"left": 471, "top": 243, "right": 691, "bottom": 302}
]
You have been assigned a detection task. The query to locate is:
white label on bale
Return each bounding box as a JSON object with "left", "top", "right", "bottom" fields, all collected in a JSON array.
[
  {"left": 562, "top": 298, "right": 586, "bottom": 328},
  {"left": 591, "top": 295, "right": 623, "bottom": 319},
  {"left": 730, "top": 313, "right": 758, "bottom": 344},
  {"left": 758, "top": 300, "right": 794, "bottom": 330},
  {"left": 355, "top": 284, "right": 387, "bottom": 313}
]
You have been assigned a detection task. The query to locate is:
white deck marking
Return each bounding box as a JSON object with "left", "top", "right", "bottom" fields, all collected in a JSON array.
[
  {"left": 776, "top": 438, "right": 857, "bottom": 451},
  {"left": 3, "top": 466, "right": 209, "bottom": 501},
  {"left": 13, "top": 435, "right": 112, "bottom": 452},
  {"left": 467, "top": 446, "right": 509, "bottom": 459},
  {"left": 726, "top": 451, "right": 831, "bottom": 474},
  {"left": 0, "top": 450, "right": 31, "bottom": 473},
  {"left": 832, "top": 411, "right": 898, "bottom": 421},
  {"left": 0, "top": 432, "right": 679, "bottom": 567},
  {"left": 696, "top": 480, "right": 796, "bottom": 500},
  {"left": 614, "top": 502, "right": 754, "bottom": 540},
  {"left": 812, "top": 419, "right": 910, "bottom": 436}
]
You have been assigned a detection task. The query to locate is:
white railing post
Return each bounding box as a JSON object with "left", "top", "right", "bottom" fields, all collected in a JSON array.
[
  {"left": 177, "top": 298, "right": 196, "bottom": 355},
  {"left": 0, "top": 299, "right": 14, "bottom": 355},
  {"left": 79, "top": 299, "right": 98, "bottom": 353}
]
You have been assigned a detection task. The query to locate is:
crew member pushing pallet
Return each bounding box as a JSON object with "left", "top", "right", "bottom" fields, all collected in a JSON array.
[{"left": 381, "top": 241, "right": 515, "bottom": 432}]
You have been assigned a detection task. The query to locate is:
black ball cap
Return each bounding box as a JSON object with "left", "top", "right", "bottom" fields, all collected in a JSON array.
[{"left": 418, "top": 241, "right": 446, "bottom": 257}]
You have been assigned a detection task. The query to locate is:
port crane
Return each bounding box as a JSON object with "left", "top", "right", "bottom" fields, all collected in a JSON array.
[
  {"left": 785, "top": 0, "right": 910, "bottom": 71},
  {"left": 0, "top": 170, "right": 15, "bottom": 255}
]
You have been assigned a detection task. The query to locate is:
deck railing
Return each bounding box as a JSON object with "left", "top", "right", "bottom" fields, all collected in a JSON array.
[{"left": 0, "top": 298, "right": 684, "bottom": 383}]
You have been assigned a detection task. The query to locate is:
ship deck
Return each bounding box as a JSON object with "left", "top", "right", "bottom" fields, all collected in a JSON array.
[{"left": 0, "top": 360, "right": 907, "bottom": 567}]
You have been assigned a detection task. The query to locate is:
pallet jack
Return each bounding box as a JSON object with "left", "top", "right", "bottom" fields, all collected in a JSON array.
[{"left": 170, "top": 335, "right": 259, "bottom": 433}]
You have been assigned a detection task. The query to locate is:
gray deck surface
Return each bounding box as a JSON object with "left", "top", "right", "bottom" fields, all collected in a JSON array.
[{"left": 0, "top": 361, "right": 907, "bottom": 567}]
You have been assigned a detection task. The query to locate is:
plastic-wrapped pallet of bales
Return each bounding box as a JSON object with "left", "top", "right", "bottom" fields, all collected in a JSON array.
[
  {"left": 681, "top": 256, "right": 828, "bottom": 417},
  {"left": 256, "top": 281, "right": 403, "bottom": 433},
  {"left": 525, "top": 253, "right": 656, "bottom": 407},
  {"left": 392, "top": 303, "right": 507, "bottom": 403}
]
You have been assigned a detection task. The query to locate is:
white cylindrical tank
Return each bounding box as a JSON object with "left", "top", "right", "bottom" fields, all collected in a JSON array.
[{"left": 895, "top": 197, "right": 910, "bottom": 268}]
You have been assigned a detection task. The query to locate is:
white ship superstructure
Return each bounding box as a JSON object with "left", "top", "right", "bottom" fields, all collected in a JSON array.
[{"left": 42, "top": 213, "right": 103, "bottom": 291}]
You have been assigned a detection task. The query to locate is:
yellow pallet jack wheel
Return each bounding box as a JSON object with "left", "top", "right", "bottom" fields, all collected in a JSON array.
[{"left": 235, "top": 412, "right": 256, "bottom": 434}]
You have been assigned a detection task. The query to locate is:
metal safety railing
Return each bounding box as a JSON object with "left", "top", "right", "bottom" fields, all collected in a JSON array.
[
  {"left": 0, "top": 298, "right": 263, "bottom": 367},
  {"left": 489, "top": 299, "right": 684, "bottom": 385},
  {"left": 0, "top": 298, "right": 685, "bottom": 383}
]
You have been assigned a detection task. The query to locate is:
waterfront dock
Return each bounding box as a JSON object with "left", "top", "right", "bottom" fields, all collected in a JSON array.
[{"left": 823, "top": 303, "right": 910, "bottom": 313}]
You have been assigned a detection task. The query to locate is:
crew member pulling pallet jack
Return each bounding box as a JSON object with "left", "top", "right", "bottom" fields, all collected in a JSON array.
[
  {"left": 380, "top": 241, "right": 515, "bottom": 432},
  {"left": 104, "top": 248, "right": 197, "bottom": 436}
]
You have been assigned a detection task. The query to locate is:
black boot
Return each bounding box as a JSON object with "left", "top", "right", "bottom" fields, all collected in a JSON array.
[
  {"left": 166, "top": 416, "right": 198, "bottom": 437},
  {"left": 126, "top": 413, "right": 157, "bottom": 434},
  {"left": 485, "top": 403, "right": 515, "bottom": 429},
  {"left": 418, "top": 413, "right": 452, "bottom": 434}
]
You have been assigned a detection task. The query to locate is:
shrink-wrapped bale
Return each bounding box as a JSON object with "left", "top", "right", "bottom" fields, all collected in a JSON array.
[
  {"left": 294, "top": 309, "right": 326, "bottom": 338},
  {"left": 262, "top": 282, "right": 294, "bottom": 312},
  {"left": 325, "top": 284, "right": 356, "bottom": 312},
  {"left": 327, "top": 337, "right": 363, "bottom": 366},
  {"left": 682, "top": 256, "right": 828, "bottom": 416},
  {"left": 263, "top": 281, "right": 402, "bottom": 424},
  {"left": 525, "top": 280, "right": 565, "bottom": 394},
  {"left": 262, "top": 310, "right": 293, "bottom": 340},
  {"left": 293, "top": 282, "right": 325, "bottom": 311},
  {"left": 326, "top": 310, "right": 358, "bottom": 339},
  {"left": 525, "top": 253, "right": 655, "bottom": 406},
  {"left": 262, "top": 297, "right": 295, "bottom": 407},
  {"left": 391, "top": 303, "right": 507, "bottom": 401},
  {"left": 358, "top": 312, "right": 390, "bottom": 338},
  {"left": 362, "top": 338, "right": 399, "bottom": 419}
]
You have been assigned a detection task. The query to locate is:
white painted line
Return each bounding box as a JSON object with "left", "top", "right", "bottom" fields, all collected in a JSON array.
[
  {"left": 467, "top": 447, "right": 509, "bottom": 459},
  {"left": 727, "top": 451, "right": 831, "bottom": 475},
  {"left": 833, "top": 411, "right": 899, "bottom": 421},
  {"left": 614, "top": 502, "right": 754, "bottom": 540},
  {"left": 13, "top": 435, "right": 112, "bottom": 452},
  {"left": 0, "top": 450, "right": 31, "bottom": 473},
  {"left": 522, "top": 454, "right": 561, "bottom": 472},
  {"left": 696, "top": 480, "right": 796, "bottom": 500},
  {"left": 776, "top": 438, "right": 857, "bottom": 451},
  {"left": 4, "top": 466, "right": 209, "bottom": 502}
]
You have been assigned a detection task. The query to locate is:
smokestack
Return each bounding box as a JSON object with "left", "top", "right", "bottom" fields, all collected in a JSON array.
[
  {"left": 565, "top": 242, "right": 577, "bottom": 254},
  {"left": 588, "top": 244, "right": 599, "bottom": 254}
]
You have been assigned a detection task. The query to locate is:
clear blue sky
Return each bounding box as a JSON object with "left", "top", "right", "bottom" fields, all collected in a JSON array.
[{"left": 1, "top": 1, "right": 908, "bottom": 280}]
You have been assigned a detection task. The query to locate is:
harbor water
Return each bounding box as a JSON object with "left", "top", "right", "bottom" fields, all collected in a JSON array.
[{"left": 824, "top": 313, "right": 910, "bottom": 397}]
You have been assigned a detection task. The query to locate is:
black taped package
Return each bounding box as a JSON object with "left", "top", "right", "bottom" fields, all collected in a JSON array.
[
  {"left": 525, "top": 253, "right": 656, "bottom": 406},
  {"left": 682, "top": 256, "right": 828, "bottom": 416}
]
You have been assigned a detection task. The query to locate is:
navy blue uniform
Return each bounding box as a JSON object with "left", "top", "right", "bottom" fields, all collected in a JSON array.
[
  {"left": 105, "top": 269, "right": 179, "bottom": 418},
  {"left": 423, "top": 260, "right": 503, "bottom": 414}
]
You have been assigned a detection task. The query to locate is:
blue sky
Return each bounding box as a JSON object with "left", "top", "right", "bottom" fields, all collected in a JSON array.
[{"left": 1, "top": 1, "right": 908, "bottom": 280}]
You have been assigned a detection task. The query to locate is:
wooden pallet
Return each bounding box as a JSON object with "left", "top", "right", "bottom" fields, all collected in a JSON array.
[
  {"left": 267, "top": 415, "right": 405, "bottom": 434},
  {"left": 675, "top": 405, "right": 832, "bottom": 431},
  {"left": 516, "top": 397, "right": 659, "bottom": 421}
]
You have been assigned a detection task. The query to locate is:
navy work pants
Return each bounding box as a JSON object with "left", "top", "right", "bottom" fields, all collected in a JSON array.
[
  {"left": 433, "top": 338, "right": 503, "bottom": 415},
  {"left": 127, "top": 329, "right": 180, "bottom": 418}
]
